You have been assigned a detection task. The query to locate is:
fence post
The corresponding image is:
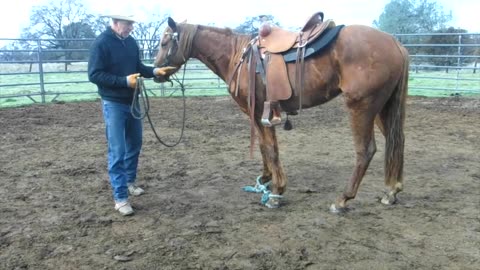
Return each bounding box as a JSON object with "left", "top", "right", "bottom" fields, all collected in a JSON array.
[
  {"left": 36, "top": 39, "right": 46, "bottom": 103},
  {"left": 456, "top": 34, "right": 462, "bottom": 92}
]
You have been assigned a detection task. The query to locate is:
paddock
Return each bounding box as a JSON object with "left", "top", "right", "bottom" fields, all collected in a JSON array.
[{"left": 0, "top": 96, "right": 479, "bottom": 269}]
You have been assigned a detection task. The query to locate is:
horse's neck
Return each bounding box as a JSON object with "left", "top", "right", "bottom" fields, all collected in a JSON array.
[{"left": 191, "top": 26, "right": 250, "bottom": 82}]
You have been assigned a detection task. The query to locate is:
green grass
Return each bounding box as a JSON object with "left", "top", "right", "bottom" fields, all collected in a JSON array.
[
  {"left": 0, "top": 62, "right": 229, "bottom": 107},
  {"left": 1, "top": 62, "right": 479, "bottom": 108},
  {"left": 408, "top": 70, "right": 480, "bottom": 97}
]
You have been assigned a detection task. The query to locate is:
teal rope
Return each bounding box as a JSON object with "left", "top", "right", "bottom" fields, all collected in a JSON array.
[{"left": 242, "top": 176, "right": 282, "bottom": 205}]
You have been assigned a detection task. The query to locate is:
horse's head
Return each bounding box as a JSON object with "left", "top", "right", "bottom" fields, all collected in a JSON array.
[{"left": 154, "top": 17, "right": 197, "bottom": 82}]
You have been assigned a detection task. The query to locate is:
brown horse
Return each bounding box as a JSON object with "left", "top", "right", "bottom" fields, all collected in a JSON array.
[{"left": 154, "top": 17, "right": 409, "bottom": 213}]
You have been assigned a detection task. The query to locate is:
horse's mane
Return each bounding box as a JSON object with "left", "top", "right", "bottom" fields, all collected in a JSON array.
[
  {"left": 174, "top": 23, "right": 199, "bottom": 60},
  {"left": 191, "top": 24, "right": 233, "bottom": 35},
  {"left": 176, "top": 23, "right": 251, "bottom": 59},
  {"left": 189, "top": 24, "right": 252, "bottom": 39}
]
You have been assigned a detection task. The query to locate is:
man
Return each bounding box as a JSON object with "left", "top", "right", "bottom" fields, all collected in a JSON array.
[{"left": 88, "top": 15, "right": 175, "bottom": 216}]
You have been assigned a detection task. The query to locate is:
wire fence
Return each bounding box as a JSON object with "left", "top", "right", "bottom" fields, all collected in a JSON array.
[{"left": 1, "top": 32, "right": 479, "bottom": 107}]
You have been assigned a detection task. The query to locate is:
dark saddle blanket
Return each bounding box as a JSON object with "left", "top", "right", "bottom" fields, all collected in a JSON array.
[
  {"left": 255, "top": 12, "right": 344, "bottom": 102},
  {"left": 282, "top": 25, "right": 344, "bottom": 63}
]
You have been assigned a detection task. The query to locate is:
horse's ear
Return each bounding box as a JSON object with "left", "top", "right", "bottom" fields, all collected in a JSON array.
[{"left": 168, "top": 17, "right": 177, "bottom": 31}]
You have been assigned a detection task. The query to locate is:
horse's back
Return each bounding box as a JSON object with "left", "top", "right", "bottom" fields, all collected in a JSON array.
[
  {"left": 336, "top": 25, "right": 404, "bottom": 66},
  {"left": 334, "top": 25, "right": 406, "bottom": 99}
]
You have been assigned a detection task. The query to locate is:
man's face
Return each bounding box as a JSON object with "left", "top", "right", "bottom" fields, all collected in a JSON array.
[{"left": 113, "top": 20, "right": 134, "bottom": 38}]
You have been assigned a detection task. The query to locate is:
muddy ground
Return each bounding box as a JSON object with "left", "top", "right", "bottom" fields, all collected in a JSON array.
[{"left": 0, "top": 95, "right": 479, "bottom": 270}]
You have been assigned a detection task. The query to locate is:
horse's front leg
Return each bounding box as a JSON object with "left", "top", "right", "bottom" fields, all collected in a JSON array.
[
  {"left": 258, "top": 146, "right": 272, "bottom": 185},
  {"left": 255, "top": 120, "right": 287, "bottom": 208}
]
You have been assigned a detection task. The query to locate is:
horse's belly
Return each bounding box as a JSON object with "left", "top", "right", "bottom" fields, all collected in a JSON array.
[{"left": 281, "top": 87, "right": 341, "bottom": 112}]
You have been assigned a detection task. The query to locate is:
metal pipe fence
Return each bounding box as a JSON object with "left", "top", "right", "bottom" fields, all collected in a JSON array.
[
  {"left": 1, "top": 33, "right": 479, "bottom": 107},
  {"left": 395, "top": 32, "right": 480, "bottom": 96}
]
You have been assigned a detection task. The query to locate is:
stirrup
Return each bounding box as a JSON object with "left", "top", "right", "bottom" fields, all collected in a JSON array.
[
  {"left": 261, "top": 116, "right": 281, "bottom": 127},
  {"left": 261, "top": 101, "right": 272, "bottom": 127},
  {"left": 261, "top": 118, "right": 273, "bottom": 127},
  {"left": 270, "top": 116, "right": 281, "bottom": 126}
]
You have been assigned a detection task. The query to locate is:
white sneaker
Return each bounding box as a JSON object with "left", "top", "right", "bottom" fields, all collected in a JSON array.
[
  {"left": 115, "top": 201, "right": 134, "bottom": 216},
  {"left": 128, "top": 184, "right": 145, "bottom": 196}
]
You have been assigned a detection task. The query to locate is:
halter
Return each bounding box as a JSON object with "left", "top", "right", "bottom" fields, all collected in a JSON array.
[
  {"left": 158, "top": 24, "right": 198, "bottom": 68},
  {"left": 162, "top": 31, "right": 181, "bottom": 67}
]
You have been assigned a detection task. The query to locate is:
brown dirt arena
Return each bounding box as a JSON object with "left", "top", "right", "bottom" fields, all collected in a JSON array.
[{"left": 1, "top": 95, "right": 479, "bottom": 269}]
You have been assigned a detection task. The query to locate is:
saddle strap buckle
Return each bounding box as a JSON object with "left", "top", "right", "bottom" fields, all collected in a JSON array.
[{"left": 297, "top": 32, "right": 308, "bottom": 48}]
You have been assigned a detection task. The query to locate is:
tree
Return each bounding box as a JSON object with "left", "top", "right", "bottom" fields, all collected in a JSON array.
[
  {"left": 25, "top": 0, "right": 96, "bottom": 40},
  {"left": 132, "top": 14, "right": 169, "bottom": 60},
  {"left": 21, "top": 0, "right": 97, "bottom": 62},
  {"left": 62, "top": 22, "right": 96, "bottom": 61},
  {"left": 373, "top": 0, "right": 452, "bottom": 34},
  {"left": 421, "top": 27, "right": 479, "bottom": 71},
  {"left": 13, "top": 0, "right": 171, "bottom": 64},
  {"left": 90, "top": 16, "right": 110, "bottom": 36},
  {"left": 234, "top": 15, "right": 279, "bottom": 36}
]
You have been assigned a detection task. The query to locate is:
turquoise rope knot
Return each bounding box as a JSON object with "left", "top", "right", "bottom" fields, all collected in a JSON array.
[
  {"left": 242, "top": 176, "right": 282, "bottom": 205},
  {"left": 242, "top": 176, "right": 271, "bottom": 193}
]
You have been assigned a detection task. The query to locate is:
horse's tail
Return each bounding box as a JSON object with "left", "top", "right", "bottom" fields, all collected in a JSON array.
[{"left": 384, "top": 43, "right": 409, "bottom": 188}]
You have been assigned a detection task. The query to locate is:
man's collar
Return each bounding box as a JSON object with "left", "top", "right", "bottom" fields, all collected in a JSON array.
[{"left": 110, "top": 27, "right": 127, "bottom": 40}]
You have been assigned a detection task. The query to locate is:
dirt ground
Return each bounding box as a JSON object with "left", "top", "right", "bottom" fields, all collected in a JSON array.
[{"left": 1, "top": 95, "right": 479, "bottom": 270}]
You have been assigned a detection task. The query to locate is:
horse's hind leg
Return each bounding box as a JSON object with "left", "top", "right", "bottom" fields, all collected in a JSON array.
[{"left": 330, "top": 109, "right": 377, "bottom": 213}]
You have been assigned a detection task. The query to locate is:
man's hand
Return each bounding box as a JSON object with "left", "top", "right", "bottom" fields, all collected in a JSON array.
[
  {"left": 126, "top": 73, "right": 141, "bottom": 89},
  {"left": 153, "top": 66, "right": 177, "bottom": 77}
]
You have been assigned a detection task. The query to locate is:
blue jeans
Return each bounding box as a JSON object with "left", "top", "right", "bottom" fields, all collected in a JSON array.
[{"left": 102, "top": 100, "right": 142, "bottom": 202}]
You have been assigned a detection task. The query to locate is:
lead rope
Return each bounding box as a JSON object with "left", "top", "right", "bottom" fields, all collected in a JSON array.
[
  {"left": 242, "top": 176, "right": 283, "bottom": 206},
  {"left": 131, "top": 77, "right": 149, "bottom": 119},
  {"left": 131, "top": 66, "right": 188, "bottom": 147}
]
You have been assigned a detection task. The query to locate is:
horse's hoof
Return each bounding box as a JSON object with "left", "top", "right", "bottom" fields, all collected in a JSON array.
[
  {"left": 329, "top": 203, "right": 348, "bottom": 214},
  {"left": 265, "top": 197, "right": 281, "bottom": 208},
  {"left": 380, "top": 192, "right": 397, "bottom": 205}
]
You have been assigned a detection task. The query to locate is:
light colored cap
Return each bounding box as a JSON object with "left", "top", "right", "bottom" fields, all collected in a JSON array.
[{"left": 105, "top": 15, "right": 137, "bottom": 22}]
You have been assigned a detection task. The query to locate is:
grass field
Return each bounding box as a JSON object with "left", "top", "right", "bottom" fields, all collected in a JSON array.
[
  {"left": 408, "top": 70, "right": 480, "bottom": 97},
  {"left": 0, "top": 62, "right": 229, "bottom": 107},
  {"left": 1, "top": 62, "right": 479, "bottom": 108}
]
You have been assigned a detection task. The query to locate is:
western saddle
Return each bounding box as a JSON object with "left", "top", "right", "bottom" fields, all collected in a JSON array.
[
  {"left": 258, "top": 11, "right": 330, "bottom": 53},
  {"left": 228, "top": 12, "right": 339, "bottom": 128}
]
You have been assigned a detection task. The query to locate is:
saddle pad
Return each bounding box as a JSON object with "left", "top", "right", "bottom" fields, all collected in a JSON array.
[{"left": 283, "top": 25, "right": 345, "bottom": 63}]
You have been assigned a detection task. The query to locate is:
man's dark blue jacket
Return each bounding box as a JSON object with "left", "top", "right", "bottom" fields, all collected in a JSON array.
[{"left": 88, "top": 28, "right": 155, "bottom": 104}]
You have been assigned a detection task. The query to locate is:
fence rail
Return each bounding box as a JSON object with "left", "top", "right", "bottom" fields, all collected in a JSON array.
[{"left": 1, "top": 32, "right": 480, "bottom": 107}]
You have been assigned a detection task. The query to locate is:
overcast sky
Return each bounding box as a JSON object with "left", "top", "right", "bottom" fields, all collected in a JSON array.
[{"left": 1, "top": 0, "right": 479, "bottom": 39}]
